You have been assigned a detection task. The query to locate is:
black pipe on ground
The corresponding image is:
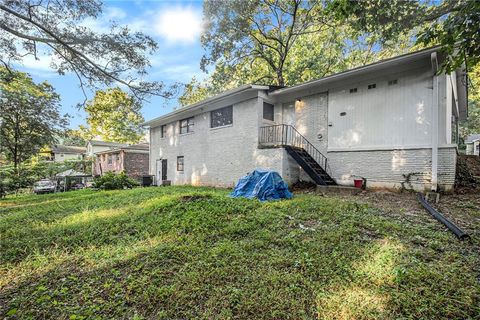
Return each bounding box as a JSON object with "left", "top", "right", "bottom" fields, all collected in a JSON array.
[{"left": 417, "top": 193, "right": 470, "bottom": 240}]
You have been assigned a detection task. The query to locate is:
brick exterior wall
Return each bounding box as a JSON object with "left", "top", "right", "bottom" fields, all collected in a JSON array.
[
  {"left": 149, "top": 65, "right": 458, "bottom": 191},
  {"left": 274, "top": 88, "right": 457, "bottom": 191},
  {"left": 94, "top": 152, "right": 123, "bottom": 176},
  {"left": 150, "top": 97, "right": 284, "bottom": 187},
  {"left": 94, "top": 150, "right": 149, "bottom": 181},
  {"left": 123, "top": 152, "right": 149, "bottom": 180},
  {"left": 323, "top": 146, "right": 456, "bottom": 191}
]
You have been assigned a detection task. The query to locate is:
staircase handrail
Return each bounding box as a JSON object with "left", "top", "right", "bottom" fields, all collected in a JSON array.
[{"left": 259, "top": 124, "right": 332, "bottom": 176}]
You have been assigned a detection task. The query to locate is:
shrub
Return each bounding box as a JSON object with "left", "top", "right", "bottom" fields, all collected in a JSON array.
[{"left": 92, "top": 171, "right": 139, "bottom": 190}]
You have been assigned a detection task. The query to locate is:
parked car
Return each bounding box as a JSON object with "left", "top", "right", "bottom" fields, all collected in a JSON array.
[
  {"left": 70, "top": 182, "right": 85, "bottom": 190},
  {"left": 33, "top": 180, "right": 56, "bottom": 194}
]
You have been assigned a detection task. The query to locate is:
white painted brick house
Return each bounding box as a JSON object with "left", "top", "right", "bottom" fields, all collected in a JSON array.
[{"left": 144, "top": 47, "right": 468, "bottom": 192}]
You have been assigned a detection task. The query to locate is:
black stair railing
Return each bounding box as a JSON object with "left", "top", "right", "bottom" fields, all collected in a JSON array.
[{"left": 259, "top": 124, "right": 332, "bottom": 176}]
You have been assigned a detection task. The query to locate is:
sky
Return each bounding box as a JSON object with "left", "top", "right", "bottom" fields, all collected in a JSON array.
[{"left": 14, "top": 0, "right": 206, "bottom": 129}]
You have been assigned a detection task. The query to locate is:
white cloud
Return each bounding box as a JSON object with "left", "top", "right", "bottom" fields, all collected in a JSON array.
[
  {"left": 154, "top": 6, "right": 203, "bottom": 44},
  {"left": 13, "top": 49, "right": 59, "bottom": 78},
  {"left": 21, "top": 54, "right": 53, "bottom": 71},
  {"left": 105, "top": 7, "right": 127, "bottom": 19}
]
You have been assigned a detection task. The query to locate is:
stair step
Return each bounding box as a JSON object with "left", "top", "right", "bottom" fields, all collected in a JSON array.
[{"left": 285, "top": 145, "right": 336, "bottom": 186}]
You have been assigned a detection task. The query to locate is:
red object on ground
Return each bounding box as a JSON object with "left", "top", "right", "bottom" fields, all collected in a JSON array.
[{"left": 353, "top": 179, "right": 363, "bottom": 189}]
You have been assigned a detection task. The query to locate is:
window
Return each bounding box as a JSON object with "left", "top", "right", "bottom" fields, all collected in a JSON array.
[
  {"left": 108, "top": 155, "right": 112, "bottom": 165},
  {"left": 388, "top": 79, "right": 398, "bottom": 86},
  {"left": 368, "top": 84, "right": 376, "bottom": 89},
  {"left": 177, "top": 156, "right": 184, "bottom": 172},
  {"left": 180, "top": 117, "right": 194, "bottom": 134},
  {"left": 161, "top": 125, "right": 167, "bottom": 138},
  {"left": 263, "top": 102, "right": 274, "bottom": 121},
  {"left": 60, "top": 153, "right": 64, "bottom": 157},
  {"left": 211, "top": 105, "right": 233, "bottom": 128},
  {"left": 116, "top": 154, "right": 120, "bottom": 162},
  {"left": 349, "top": 88, "right": 357, "bottom": 93}
]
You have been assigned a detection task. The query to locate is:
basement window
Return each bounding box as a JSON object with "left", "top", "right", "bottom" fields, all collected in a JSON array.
[
  {"left": 349, "top": 88, "right": 357, "bottom": 93},
  {"left": 263, "top": 102, "right": 274, "bottom": 121},
  {"left": 177, "top": 156, "right": 184, "bottom": 172},
  {"left": 388, "top": 79, "right": 398, "bottom": 86},
  {"left": 368, "top": 84, "right": 376, "bottom": 89}
]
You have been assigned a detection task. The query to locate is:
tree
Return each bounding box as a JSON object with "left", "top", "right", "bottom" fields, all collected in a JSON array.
[
  {"left": 202, "top": 0, "right": 335, "bottom": 87},
  {"left": 328, "top": 0, "right": 480, "bottom": 72},
  {"left": 59, "top": 129, "right": 86, "bottom": 147},
  {"left": 460, "top": 63, "right": 480, "bottom": 138},
  {"left": 0, "top": 67, "right": 68, "bottom": 170},
  {"left": 0, "top": 0, "right": 174, "bottom": 102},
  {"left": 181, "top": 5, "right": 417, "bottom": 106},
  {"left": 80, "top": 87, "right": 144, "bottom": 144}
]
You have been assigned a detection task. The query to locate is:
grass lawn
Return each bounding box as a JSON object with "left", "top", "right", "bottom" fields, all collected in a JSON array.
[{"left": 1, "top": 187, "right": 479, "bottom": 319}]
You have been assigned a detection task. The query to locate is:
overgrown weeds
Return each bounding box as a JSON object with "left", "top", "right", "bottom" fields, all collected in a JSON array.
[{"left": 1, "top": 187, "right": 478, "bottom": 319}]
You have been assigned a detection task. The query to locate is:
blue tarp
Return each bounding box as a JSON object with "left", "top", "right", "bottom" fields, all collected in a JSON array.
[{"left": 230, "top": 169, "right": 293, "bottom": 201}]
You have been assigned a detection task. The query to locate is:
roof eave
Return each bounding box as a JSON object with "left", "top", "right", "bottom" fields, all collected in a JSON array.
[
  {"left": 270, "top": 46, "right": 441, "bottom": 97},
  {"left": 142, "top": 84, "right": 270, "bottom": 127}
]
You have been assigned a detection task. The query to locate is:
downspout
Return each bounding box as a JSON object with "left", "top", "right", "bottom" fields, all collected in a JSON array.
[{"left": 430, "top": 52, "right": 439, "bottom": 192}]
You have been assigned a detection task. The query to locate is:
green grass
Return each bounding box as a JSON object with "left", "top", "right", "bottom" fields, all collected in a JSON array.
[{"left": 0, "top": 187, "right": 479, "bottom": 319}]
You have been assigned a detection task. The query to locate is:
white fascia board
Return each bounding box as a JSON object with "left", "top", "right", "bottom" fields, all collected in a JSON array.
[
  {"left": 270, "top": 47, "right": 441, "bottom": 98},
  {"left": 143, "top": 85, "right": 269, "bottom": 128}
]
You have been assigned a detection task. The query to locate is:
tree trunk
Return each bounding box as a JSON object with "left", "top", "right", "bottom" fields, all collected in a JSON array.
[
  {"left": 13, "top": 112, "right": 19, "bottom": 175},
  {"left": 276, "top": 69, "right": 285, "bottom": 86}
]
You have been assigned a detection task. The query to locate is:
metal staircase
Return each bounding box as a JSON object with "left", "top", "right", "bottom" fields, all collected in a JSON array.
[{"left": 258, "top": 124, "right": 336, "bottom": 185}]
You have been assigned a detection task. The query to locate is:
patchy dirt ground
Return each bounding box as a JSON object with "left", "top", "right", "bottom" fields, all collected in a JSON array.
[{"left": 327, "top": 189, "right": 480, "bottom": 239}]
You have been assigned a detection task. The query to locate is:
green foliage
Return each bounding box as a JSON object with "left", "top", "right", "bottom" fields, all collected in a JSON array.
[
  {"left": 417, "top": 0, "right": 480, "bottom": 73},
  {"left": 0, "top": 0, "right": 172, "bottom": 100},
  {"left": 0, "top": 67, "right": 68, "bottom": 169},
  {"left": 329, "top": 0, "right": 479, "bottom": 73},
  {"left": 80, "top": 87, "right": 145, "bottom": 144},
  {"left": 460, "top": 63, "right": 480, "bottom": 138},
  {"left": 0, "top": 187, "right": 479, "bottom": 318},
  {"left": 0, "top": 159, "right": 93, "bottom": 194},
  {"left": 180, "top": 1, "right": 417, "bottom": 106},
  {"left": 178, "top": 76, "right": 212, "bottom": 107},
  {"left": 92, "top": 171, "right": 139, "bottom": 190},
  {"left": 59, "top": 129, "right": 87, "bottom": 147},
  {"left": 202, "top": 0, "right": 336, "bottom": 87}
]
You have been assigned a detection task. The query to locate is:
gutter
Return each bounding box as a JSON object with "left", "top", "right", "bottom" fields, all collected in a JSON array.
[
  {"left": 142, "top": 84, "right": 270, "bottom": 127},
  {"left": 270, "top": 46, "right": 441, "bottom": 97},
  {"left": 431, "top": 52, "right": 439, "bottom": 192}
]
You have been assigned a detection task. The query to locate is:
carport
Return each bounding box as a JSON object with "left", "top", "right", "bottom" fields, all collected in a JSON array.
[{"left": 55, "top": 169, "right": 92, "bottom": 192}]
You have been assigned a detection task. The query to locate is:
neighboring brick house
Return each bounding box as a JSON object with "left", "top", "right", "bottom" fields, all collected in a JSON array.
[
  {"left": 144, "top": 47, "right": 468, "bottom": 192},
  {"left": 94, "top": 144, "right": 149, "bottom": 181}
]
